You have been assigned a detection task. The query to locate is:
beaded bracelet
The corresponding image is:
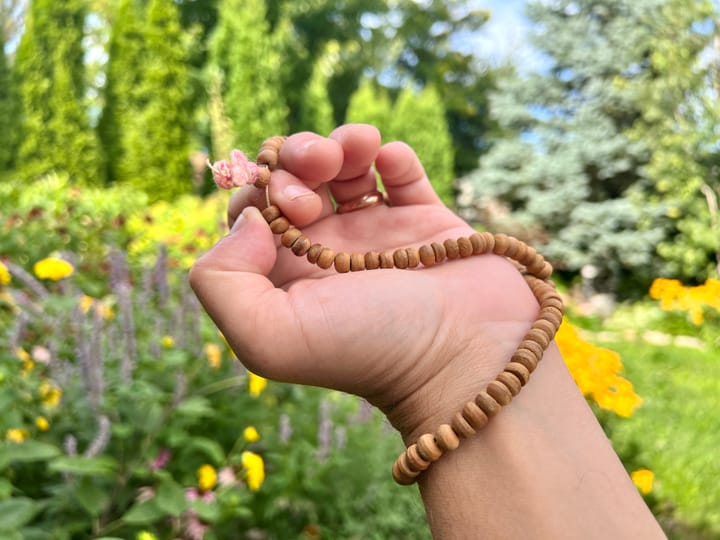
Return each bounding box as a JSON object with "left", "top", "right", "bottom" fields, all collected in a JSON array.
[{"left": 209, "top": 137, "right": 564, "bottom": 486}]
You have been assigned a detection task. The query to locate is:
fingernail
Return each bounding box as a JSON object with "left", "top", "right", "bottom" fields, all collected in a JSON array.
[{"left": 283, "top": 184, "right": 314, "bottom": 201}]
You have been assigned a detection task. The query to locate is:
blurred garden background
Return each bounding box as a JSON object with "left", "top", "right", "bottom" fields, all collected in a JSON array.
[{"left": 1, "top": 0, "right": 719, "bottom": 538}]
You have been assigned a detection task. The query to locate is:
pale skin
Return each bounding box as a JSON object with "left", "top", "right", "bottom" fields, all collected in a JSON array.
[{"left": 190, "top": 124, "right": 666, "bottom": 539}]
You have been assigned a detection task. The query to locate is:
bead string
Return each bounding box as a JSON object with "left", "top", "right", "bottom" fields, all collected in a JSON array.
[{"left": 216, "top": 136, "right": 564, "bottom": 486}]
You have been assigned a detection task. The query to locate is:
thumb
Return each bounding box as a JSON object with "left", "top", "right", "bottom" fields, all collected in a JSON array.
[{"left": 189, "top": 206, "right": 300, "bottom": 380}]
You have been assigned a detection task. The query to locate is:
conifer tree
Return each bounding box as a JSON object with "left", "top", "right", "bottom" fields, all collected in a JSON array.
[
  {"left": 389, "top": 86, "right": 455, "bottom": 206},
  {"left": 0, "top": 45, "right": 19, "bottom": 173},
  {"left": 345, "top": 79, "right": 393, "bottom": 137},
  {"left": 468, "top": 0, "right": 665, "bottom": 290},
  {"left": 298, "top": 44, "right": 336, "bottom": 136},
  {"left": 116, "top": 0, "right": 193, "bottom": 200},
  {"left": 208, "top": 0, "right": 287, "bottom": 157},
  {"left": 14, "top": 0, "right": 101, "bottom": 184}
]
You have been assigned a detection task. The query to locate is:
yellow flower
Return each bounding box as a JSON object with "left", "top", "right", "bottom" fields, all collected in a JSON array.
[
  {"left": 79, "top": 295, "right": 94, "bottom": 314},
  {"left": 35, "top": 416, "right": 50, "bottom": 431},
  {"left": 631, "top": 468, "right": 654, "bottom": 495},
  {"left": 197, "top": 464, "right": 217, "bottom": 492},
  {"left": 0, "top": 261, "right": 10, "bottom": 285},
  {"left": 243, "top": 426, "right": 260, "bottom": 443},
  {"left": 39, "top": 381, "right": 62, "bottom": 408},
  {"left": 136, "top": 532, "right": 158, "bottom": 540},
  {"left": 33, "top": 257, "right": 74, "bottom": 280},
  {"left": 6, "top": 428, "right": 28, "bottom": 443},
  {"left": 247, "top": 371, "right": 267, "bottom": 397},
  {"left": 161, "top": 335, "right": 175, "bottom": 349},
  {"left": 15, "top": 348, "right": 31, "bottom": 362},
  {"left": 204, "top": 343, "right": 222, "bottom": 369},
  {"left": 241, "top": 451, "right": 265, "bottom": 491}
]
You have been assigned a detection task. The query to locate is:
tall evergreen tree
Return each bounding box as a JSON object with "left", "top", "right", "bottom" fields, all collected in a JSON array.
[
  {"left": 97, "top": 0, "right": 145, "bottom": 183},
  {"left": 468, "top": 0, "right": 665, "bottom": 291},
  {"left": 208, "top": 0, "right": 287, "bottom": 157},
  {"left": 297, "top": 43, "right": 336, "bottom": 136},
  {"left": 627, "top": 0, "right": 718, "bottom": 279},
  {"left": 14, "top": 0, "right": 101, "bottom": 184},
  {"left": 0, "top": 44, "right": 19, "bottom": 173},
  {"left": 389, "top": 86, "right": 455, "bottom": 206},
  {"left": 345, "top": 79, "right": 393, "bottom": 136},
  {"left": 116, "top": 0, "right": 193, "bottom": 200}
]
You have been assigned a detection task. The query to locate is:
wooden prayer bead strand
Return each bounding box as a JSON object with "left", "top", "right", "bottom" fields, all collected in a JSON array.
[
  {"left": 350, "top": 253, "right": 366, "bottom": 271},
  {"left": 451, "top": 411, "right": 476, "bottom": 439},
  {"left": 444, "top": 239, "right": 460, "bottom": 260},
  {"left": 457, "top": 236, "right": 473, "bottom": 257},
  {"left": 461, "top": 401, "right": 489, "bottom": 430},
  {"left": 405, "top": 444, "right": 431, "bottom": 472},
  {"left": 419, "top": 245, "right": 436, "bottom": 267},
  {"left": 496, "top": 371, "right": 523, "bottom": 396},
  {"left": 416, "top": 433, "right": 443, "bottom": 463},
  {"left": 261, "top": 205, "right": 282, "bottom": 223},
  {"left": 435, "top": 424, "right": 460, "bottom": 452}
]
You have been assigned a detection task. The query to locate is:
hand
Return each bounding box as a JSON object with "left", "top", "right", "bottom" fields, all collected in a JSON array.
[{"left": 190, "top": 124, "right": 539, "bottom": 440}]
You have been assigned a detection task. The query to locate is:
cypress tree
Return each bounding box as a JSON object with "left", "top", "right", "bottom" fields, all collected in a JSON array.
[
  {"left": 389, "top": 86, "right": 455, "bottom": 206},
  {"left": 208, "top": 0, "right": 287, "bottom": 157},
  {"left": 0, "top": 45, "right": 19, "bottom": 173},
  {"left": 345, "top": 79, "right": 393, "bottom": 137},
  {"left": 117, "top": 0, "right": 193, "bottom": 200},
  {"left": 14, "top": 0, "right": 101, "bottom": 184}
]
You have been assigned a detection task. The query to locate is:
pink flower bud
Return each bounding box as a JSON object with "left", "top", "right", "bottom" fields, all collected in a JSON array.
[{"left": 209, "top": 159, "right": 234, "bottom": 189}]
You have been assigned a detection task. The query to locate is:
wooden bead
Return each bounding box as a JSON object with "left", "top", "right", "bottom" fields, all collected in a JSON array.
[
  {"left": 524, "top": 327, "right": 551, "bottom": 349},
  {"left": 520, "top": 339, "right": 545, "bottom": 359},
  {"left": 541, "top": 296, "right": 564, "bottom": 312},
  {"left": 291, "top": 236, "right": 311, "bottom": 256},
  {"left": 526, "top": 257, "right": 547, "bottom": 277},
  {"left": 334, "top": 252, "right": 351, "bottom": 273},
  {"left": 281, "top": 228, "right": 303, "bottom": 248},
  {"left": 518, "top": 245, "right": 537, "bottom": 267},
  {"left": 269, "top": 216, "right": 290, "bottom": 234},
  {"left": 393, "top": 249, "right": 409, "bottom": 269},
  {"left": 503, "top": 236, "right": 519, "bottom": 259},
  {"left": 350, "top": 253, "right": 366, "bottom": 271},
  {"left": 462, "top": 401, "right": 489, "bottom": 430},
  {"left": 306, "top": 244, "right": 323, "bottom": 264},
  {"left": 512, "top": 240, "right": 528, "bottom": 263},
  {"left": 419, "top": 245, "right": 436, "bottom": 267},
  {"left": 533, "top": 318, "right": 557, "bottom": 337},
  {"left": 539, "top": 306, "right": 564, "bottom": 328},
  {"left": 392, "top": 456, "right": 420, "bottom": 485},
  {"left": 431, "top": 242, "right": 447, "bottom": 263},
  {"left": 451, "top": 411, "right": 476, "bottom": 438},
  {"left": 457, "top": 237, "right": 473, "bottom": 257},
  {"left": 505, "top": 362, "right": 530, "bottom": 386},
  {"left": 364, "top": 251, "right": 380, "bottom": 270},
  {"left": 443, "top": 239, "right": 460, "bottom": 260},
  {"left": 417, "top": 433, "right": 443, "bottom": 462},
  {"left": 470, "top": 233, "right": 486, "bottom": 254},
  {"left": 482, "top": 232, "right": 495, "bottom": 253},
  {"left": 435, "top": 424, "right": 460, "bottom": 451},
  {"left": 487, "top": 380, "right": 513, "bottom": 406},
  {"left": 317, "top": 248, "right": 335, "bottom": 269},
  {"left": 254, "top": 166, "right": 271, "bottom": 188},
  {"left": 406, "top": 444, "right": 431, "bottom": 472},
  {"left": 406, "top": 247, "right": 420, "bottom": 268},
  {"left": 536, "top": 261, "right": 553, "bottom": 280},
  {"left": 493, "top": 233, "right": 510, "bottom": 255},
  {"left": 496, "top": 372, "right": 522, "bottom": 396},
  {"left": 261, "top": 135, "right": 286, "bottom": 152},
  {"left": 256, "top": 148, "right": 279, "bottom": 169},
  {"left": 379, "top": 250, "right": 395, "bottom": 268},
  {"left": 511, "top": 348, "right": 539, "bottom": 373},
  {"left": 261, "top": 205, "right": 281, "bottom": 223},
  {"left": 475, "top": 391, "right": 501, "bottom": 417}
]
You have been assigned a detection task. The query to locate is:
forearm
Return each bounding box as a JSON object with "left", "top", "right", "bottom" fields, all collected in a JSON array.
[{"left": 409, "top": 345, "right": 665, "bottom": 539}]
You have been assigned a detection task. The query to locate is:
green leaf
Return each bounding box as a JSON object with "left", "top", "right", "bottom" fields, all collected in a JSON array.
[
  {"left": 48, "top": 456, "right": 118, "bottom": 477},
  {"left": 156, "top": 478, "right": 186, "bottom": 517},
  {"left": 0, "top": 441, "right": 60, "bottom": 467},
  {"left": 190, "top": 499, "right": 220, "bottom": 524},
  {"left": 121, "top": 499, "right": 164, "bottom": 525},
  {"left": 186, "top": 437, "right": 225, "bottom": 464},
  {"left": 75, "top": 477, "right": 109, "bottom": 516},
  {"left": 176, "top": 396, "right": 214, "bottom": 418},
  {"left": 0, "top": 479, "right": 12, "bottom": 500},
  {"left": 0, "top": 498, "right": 40, "bottom": 530}
]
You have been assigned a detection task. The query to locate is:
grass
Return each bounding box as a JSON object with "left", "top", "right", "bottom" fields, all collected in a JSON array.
[{"left": 600, "top": 340, "right": 720, "bottom": 539}]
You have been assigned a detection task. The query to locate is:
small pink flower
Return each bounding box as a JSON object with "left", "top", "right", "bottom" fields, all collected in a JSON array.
[
  {"left": 182, "top": 510, "right": 208, "bottom": 540},
  {"left": 185, "top": 487, "right": 199, "bottom": 501},
  {"left": 229, "top": 149, "right": 259, "bottom": 187},
  {"left": 218, "top": 466, "right": 238, "bottom": 487},
  {"left": 209, "top": 159, "right": 234, "bottom": 189},
  {"left": 149, "top": 449, "right": 171, "bottom": 471},
  {"left": 136, "top": 486, "right": 156, "bottom": 503}
]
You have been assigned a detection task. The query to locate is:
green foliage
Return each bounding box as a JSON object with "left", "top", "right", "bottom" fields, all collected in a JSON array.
[
  {"left": 117, "top": 0, "right": 194, "bottom": 201},
  {"left": 468, "top": 0, "right": 673, "bottom": 291},
  {"left": 388, "top": 86, "right": 455, "bottom": 206},
  {"left": 0, "top": 47, "right": 19, "bottom": 173},
  {"left": 208, "top": 0, "right": 288, "bottom": 157},
  {"left": 298, "top": 43, "right": 337, "bottom": 136},
  {"left": 626, "top": 0, "right": 719, "bottom": 281},
  {"left": 345, "top": 79, "right": 393, "bottom": 136},
  {"left": 14, "top": 0, "right": 102, "bottom": 185}
]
